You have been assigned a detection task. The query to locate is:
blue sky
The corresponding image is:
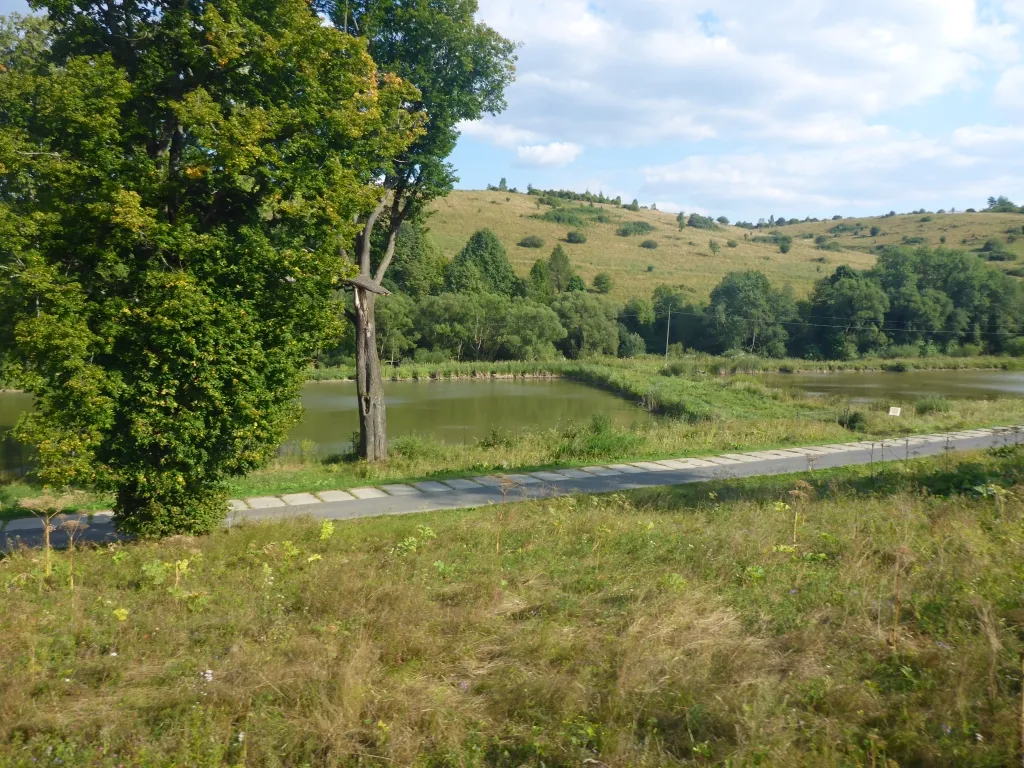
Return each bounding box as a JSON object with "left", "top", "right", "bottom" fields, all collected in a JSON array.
[{"left": 5, "top": 0, "right": 1023, "bottom": 222}]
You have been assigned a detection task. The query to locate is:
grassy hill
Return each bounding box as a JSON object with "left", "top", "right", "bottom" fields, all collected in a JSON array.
[{"left": 426, "top": 190, "right": 1024, "bottom": 300}]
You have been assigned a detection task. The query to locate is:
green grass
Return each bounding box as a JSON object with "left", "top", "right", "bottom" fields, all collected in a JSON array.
[
  {"left": 426, "top": 190, "right": 1024, "bottom": 299},
  {"left": 5, "top": 448, "right": 1024, "bottom": 765}
]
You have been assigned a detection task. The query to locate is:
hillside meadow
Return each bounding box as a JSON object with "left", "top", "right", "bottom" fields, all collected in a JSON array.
[
  {"left": 426, "top": 190, "right": 1024, "bottom": 299},
  {"left": 4, "top": 449, "right": 1024, "bottom": 765}
]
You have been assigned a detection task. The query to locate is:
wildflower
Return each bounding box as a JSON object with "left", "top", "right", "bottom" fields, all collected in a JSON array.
[
  {"left": 202, "top": 669, "right": 213, "bottom": 683},
  {"left": 975, "top": 733, "right": 984, "bottom": 742},
  {"left": 942, "top": 724, "right": 952, "bottom": 735},
  {"left": 319, "top": 520, "right": 334, "bottom": 541},
  {"left": 109, "top": 652, "right": 118, "bottom": 657},
  {"left": 307, "top": 554, "right": 322, "bottom": 563},
  {"left": 113, "top": 608, "right": 129, "bottom": 622},
  {"left": 237, "top": 732, "right": 245, "bottom": 743}
]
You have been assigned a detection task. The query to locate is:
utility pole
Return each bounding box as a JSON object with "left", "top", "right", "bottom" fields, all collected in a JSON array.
[{"left": 664, "top": 308, "right": 671, "bottom": 357}]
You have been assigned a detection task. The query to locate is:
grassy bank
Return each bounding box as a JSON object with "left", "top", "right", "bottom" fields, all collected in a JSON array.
[
  {"left": 311, "top": 352, "right": 1024, "bottom": 382},
  {"left": 4, "top": 448, "right": 1024, "bottom": 765}
]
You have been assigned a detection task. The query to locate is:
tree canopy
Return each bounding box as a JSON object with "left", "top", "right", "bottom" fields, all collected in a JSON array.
[{"left": 0, "top": 4, "right": 420, "bottom": 534}]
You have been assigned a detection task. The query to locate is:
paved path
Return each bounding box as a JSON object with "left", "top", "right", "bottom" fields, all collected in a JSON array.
[{"left": 3, "top": 427, "right": 1020, "bottom": 549}]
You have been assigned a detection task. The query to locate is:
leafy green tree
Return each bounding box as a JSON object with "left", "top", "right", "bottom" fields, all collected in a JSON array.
[
  {"left": 566, "top": 275, "right": 587, "bottom": 292},
  {"left": 627, "top": 199, "right": 641, "bottom": 212},
  {"left": 709, "top": 239, "right": 721, "bottom": 255},
  {"left": 677, "top": 211, "right": 687, "bottom": 230},
  {"left": 386, "top": 222, "right": 448, "bottom": 297},
  {"left": 803, "top": 267, "right": 889, "bottom": 359},
  {"left": 593, "top": 272, "right": 613, "bottom": 294},
  {"left": 376, "top": 294, "right": 420, "bottom": 364},
  {"left": 870, "top": 226, "right": 881, "bottom": 237},
  {"left": 448, "top": 229, "right": 520, "bottom": 296},
  {"left": 716, "top": 216, "right": 729, "bottom": 225},
  {"left": 618, "top": 326, "right": 647, "bottom": 357},
  {"left": 498, "top": 177, "right": 508, "bottom": 191},
  {"left": 548, "top": 244, "right": 575, "bottom": 292},
  {"left": 705, "top": 271, "right": 795, "bottom": 356},
  {"left": 551, "top": 294, "right": 618, "bottom": 358},
  {"left": 687, "top": 214, "right": 715, "bottom": 229},
  {"left": 0, "top": 7, "right": 420, "bottom": 535},
  {"left": 986, "top": 196, "right": 1021, "bottom": 213},
  {"left": 528, "top": 259, "right": 554, "bottom": 298},
  {"left": 777, "top": 235, "right": 793, "bottom": 254},
  {"left": 496, "top": 302, "right": 566, "bottom": 360},
  {"left": 326, "top": 0, "right": 517, "bottom": 460}
]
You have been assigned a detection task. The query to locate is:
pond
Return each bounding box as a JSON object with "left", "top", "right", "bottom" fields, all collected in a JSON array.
[
  {"left": 0, "top": 379, "right": 652, "bottom": 475},
  {"left": 758, "top": 369, "right": 1024, "bottom": 402}
]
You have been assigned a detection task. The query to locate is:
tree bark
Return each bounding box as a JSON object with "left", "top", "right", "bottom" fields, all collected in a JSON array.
[{"left": 354, "top": 286, "right": 387, "bottom": 460}]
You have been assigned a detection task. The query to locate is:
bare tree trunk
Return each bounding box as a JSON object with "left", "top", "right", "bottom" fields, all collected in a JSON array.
[{"left": 354, "top": 287, "right": 387, "bottom": 460}]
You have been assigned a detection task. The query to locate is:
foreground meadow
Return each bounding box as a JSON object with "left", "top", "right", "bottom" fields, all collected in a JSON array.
[{"left": 3, "top": 449, "right": 1024, "bottom": 765}]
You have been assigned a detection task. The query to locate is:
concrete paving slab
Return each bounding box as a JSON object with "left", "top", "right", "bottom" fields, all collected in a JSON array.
[
  {"left": 317, "top": 490, "right": 355, "bottom": 502},
  {"left": 741, "top": 451, "right": 786, "bottom": 460},
  {"left": 4, "top": 517, "right": 43, "bottom": 532},
  {"left": 607, "top": 464, "right": 648, "bottom": 474},
  {"left": 90, "top": 510, "right": 114, "bottom": 522},
  {"left": 719, "top": 453, "right": 763, "bottom": 463},
  {"left": 381, "top": 484, "right": 421, "bottom": 496},
  {"left": 350, "top": 487, "right": 389, "bottom": 499},
  {"left": 227, "top": 499, "right": 249, "bottom": 512},
  {"left": 675, "top": 458, "right": 718, "bottom": 468},
  {"left": 471, "top": 475, "right": 505, "bottom": 487},
  {"left": 413, "top": 481, "right": 450, "bottom": 493},
  {"left": 281, "top": 493, "right": 321, "bottom": 506},
  {"left": 631, "top": 462, "right": 673, "bottom": 472},
  {"left": 582, "top": 466, "right": 622, "bottom": 476},
  {"left": 442, "top": 478, "right": 484, "bottom": 490},
  {"left": 653, "top": 460, "right": 691, "bottom": 470},
  {"left": 246, "top": 496, "right": 286, "bottom": 509},
  {"left": 702, "top": 456, "right": 742, "bottom": 465},
  {"left": 530, "top": 471, "right": 571, "bottom": 482},
  {"left": 558, "top": 469, "right": 594, "bottom": 479},
  {"left": 505, "top": 474, "right": 541, "bottom": 485}
]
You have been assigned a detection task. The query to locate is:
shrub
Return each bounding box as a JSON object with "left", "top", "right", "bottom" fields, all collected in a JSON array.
[
  {"left": 987, "top": 250, "right": 1016, "bottom": 262},
  {"left": 566, "top": 274, "right": 587, "bottom": 292},
  {"left": 839, "top": 410, "right": 868, "bottom": 432},
  {"left": 640, "top": 239, "right": 658, "bottom": 249},
  {"left": 687, "top": 213, "right": 715, "bottom": 230},
  {"left": 518, "top": 235, "right": 545, "bottom": 248},
  {"left": 618, "top": 330, "right": 646, "bottom": 358},
  {"left": 817, "top": 240, "right": 843, "bottom": 251},
  {"left": 617, "top": 221, "right": 656, "bottom": 237},
  {"left": 903, "top": 236, "right": 926, "bottom": 245},
  {"left": 709, "top": 239, "right": 720, "bottom": 255},
  {"left": 920, "top": 215, "right": 933, "bottom": 222},
  {"left": 870, "top": 226, "right": 881, "bottom": 236},
  {"left": 566, "top": 230, "right": 587, "bottom": 244},
  {"left": 716, "top": 216, "right": 729, "bottom": 225},
  {"left": 593, "top": 272, "right": 613, "bottom": 294},
  {"left": 647, "top": 265, "right": 655, "bottom": 272},
  {"left": 915, "top": 395, "right": 950, "bottom": 415},
  {"left": 726, "top": 240, "right": 738, "bottom": 248}
]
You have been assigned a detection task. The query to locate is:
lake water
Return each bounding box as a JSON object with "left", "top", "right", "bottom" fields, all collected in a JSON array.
[
  {"left": 0, "top": 379, "right": 651, "bottom": 475},
  {"left": 758, "top": 369, "right": 1024, "bottom": 402}
]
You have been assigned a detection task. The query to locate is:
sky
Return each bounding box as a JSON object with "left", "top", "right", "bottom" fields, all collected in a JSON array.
[
  {"left": 3, "top": 0, "right": 1022, "bottom": 221},
  {"left": 448, "top": 0, "right": 1024, "bottom": 221}
]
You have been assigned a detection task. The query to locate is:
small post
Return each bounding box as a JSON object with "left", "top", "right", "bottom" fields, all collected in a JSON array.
[{"left": 664, "top": 308, "right": 671, "bottom": 357}]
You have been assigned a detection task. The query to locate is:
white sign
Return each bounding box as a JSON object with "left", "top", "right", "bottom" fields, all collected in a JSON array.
[{"left": 888, "top": 406, "right": 902, "bottom": 417}]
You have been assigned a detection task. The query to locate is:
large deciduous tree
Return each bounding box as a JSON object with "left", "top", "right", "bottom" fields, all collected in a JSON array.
[
  {"left": 0, "top": 4, "right": 421, "bottom": 535},
  {"left": 323, "top": 0, "right": 517, "bottom": 460}
]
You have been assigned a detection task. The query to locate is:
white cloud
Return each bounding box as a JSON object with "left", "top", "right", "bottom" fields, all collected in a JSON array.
[
  {"left": 457, "top": 120, "right": 543, "bottom": 148},
  {"left": 995, "top": 65, "right": 1024, "bottom": 106},
  {"left": 516, "top": 142, "right": 583, "bottom": 168},
  {"left": 953, "top": 124, "right": 1024, "bottom": 145},
  {"left": 458, "top": 0, "right": 1024, "bottom": 216}
]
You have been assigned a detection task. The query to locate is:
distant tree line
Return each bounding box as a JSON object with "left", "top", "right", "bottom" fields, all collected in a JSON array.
[
  {"left": 321, "top": 225, "right": 623, "bottom": 365},
  {"left": 526, "top": 185, "right": 621, "bottom": 206},
  {"left": 619, "top": 246, "right": 1024, "bottom": 359}
]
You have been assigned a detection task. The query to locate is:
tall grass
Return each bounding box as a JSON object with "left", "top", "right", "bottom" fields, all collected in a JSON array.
[{"left": 4, "top": 450, "right": 1024, "bottom": 765}]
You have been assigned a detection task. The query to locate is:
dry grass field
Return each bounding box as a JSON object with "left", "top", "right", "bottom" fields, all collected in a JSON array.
[{"left": 426, "top": 190, "right": 1024, "bottom": 300}]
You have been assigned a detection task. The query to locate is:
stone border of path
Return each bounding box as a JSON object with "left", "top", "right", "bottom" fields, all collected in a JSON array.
[{"left": 3, "top": 426, "right": 1022, "bottom": 547}]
